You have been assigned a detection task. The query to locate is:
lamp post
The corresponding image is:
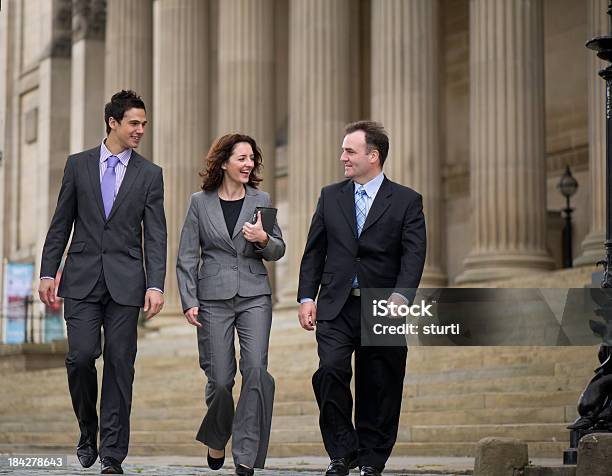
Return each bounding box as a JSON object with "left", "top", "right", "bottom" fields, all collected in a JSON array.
[
  {"left": 562, "top": 0, "right": 612, "bottom": 465},
  {"left": 558, "top": 165, "right": 578, "bottom": 268}
]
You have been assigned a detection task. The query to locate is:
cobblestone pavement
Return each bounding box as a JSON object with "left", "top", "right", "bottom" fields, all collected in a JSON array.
[
  {"left": 0, "top": 466, "right": 458, "bottom": 476},
  {"left": 0, "top": 455, "right": 472, "bottom": 475}
]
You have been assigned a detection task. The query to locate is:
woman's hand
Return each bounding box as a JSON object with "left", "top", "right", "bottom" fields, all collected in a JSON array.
[
  {"left": 184, "top": 307, "right": 201, "bottom": 327},
  {"left": 243, "top": 211, "right": 269, "bottom": 247}
]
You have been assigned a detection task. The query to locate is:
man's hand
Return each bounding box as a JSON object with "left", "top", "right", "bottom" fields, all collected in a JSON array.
[
  {"left": 243, "top": 211, "right": 269, "bottom": 247},
  {"left": 298, "top": 301, "right": 317, "bottom": 331},
  {"left": 387, "top": 293, "right": 408, "bottom": 319},
  {"left": 184, "top": 307, "right": 201, "bottom": 328},
  {"left": 38, "top": 279, "right": 56, "bottom": 306},
  {"left": 144, "top": 289, "right": 164, "bottom": 320}
]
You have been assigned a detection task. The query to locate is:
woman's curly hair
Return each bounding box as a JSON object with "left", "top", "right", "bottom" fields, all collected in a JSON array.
[{"left": 200, "top": 133, "right": 263, "bottom": 191}]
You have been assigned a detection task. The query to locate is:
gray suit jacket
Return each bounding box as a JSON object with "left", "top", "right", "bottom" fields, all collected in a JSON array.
[
  {"left": 176, "top": 186, "right": 285, "bottom": 311},
  {"left": 41, "top": 146, "right": 167, "bottom": 307}
]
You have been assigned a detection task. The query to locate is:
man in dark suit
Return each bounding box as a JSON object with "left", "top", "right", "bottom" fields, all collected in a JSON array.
[
  {"left": 38, "top": 90, "right": 167, "bottom": 474},
  {"left": 298, "top": 121, "right": 426, "bottom": 476}
]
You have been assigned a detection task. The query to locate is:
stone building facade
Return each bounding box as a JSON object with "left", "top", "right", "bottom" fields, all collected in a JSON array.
[{"left": 0, "top": 0, "right": 605, "bottom": 323}]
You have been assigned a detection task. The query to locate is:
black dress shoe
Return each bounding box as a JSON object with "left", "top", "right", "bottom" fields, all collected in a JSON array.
[
  {"left": 235, "top": 464, "right": 254, "bottom": 476},
  {"left": 360, "top": 465, "right": 382, "bottom": 476},
  {"left": 100, "top": 457, "right": 123, "bottom": 474},
  {"left": 76, "top": 442, "right": 97, "bottom": 468},
  {"left": 325, "top": 457, "right": 350, "bottom": 476},
  {"left": 207, "top": 449, "right": 225, "bottom": 470}
]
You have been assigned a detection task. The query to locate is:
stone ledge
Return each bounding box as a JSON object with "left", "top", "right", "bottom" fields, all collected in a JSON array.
[{"left": 0, "top": 340, "right": 67, "bottom": 373}]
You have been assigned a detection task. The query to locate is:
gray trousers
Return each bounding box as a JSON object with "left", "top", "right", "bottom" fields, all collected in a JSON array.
[{"left": 195, "top": 294, "right": 275, "bottom": 469}]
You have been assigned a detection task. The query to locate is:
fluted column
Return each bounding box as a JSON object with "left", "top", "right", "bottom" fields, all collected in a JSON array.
[
  {"left": 153, "top": 0, "right": 209, "bottom": 315},
  {"left": 0, "top": 1, "right": 10, "bottom": 325},
  {"left": 456, "top": 0, "right": 553, "bottom": 284},
  {"left": 284, "top": 0, "right": 359, "bottom": 303},
  {"left": 217, "top": 0, "right": 275, "bottom": 194},
  {"left": 70, "top": 0, "right": 106, "bottom": 152},
  {"left": 371, "top": 0, "right": 446, "bottom": 287},
  {"left": 105, "top": 0, "right": 153, "bottom": 158},
  {"left": 217, "top": 0, "right": 277, "bottom": 297},
  {"left": 576, "top": 0, "right": 607, "bottom": 266}
]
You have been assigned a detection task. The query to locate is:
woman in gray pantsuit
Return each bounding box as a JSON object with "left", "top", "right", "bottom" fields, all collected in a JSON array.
[{"left": 176, "top": 133, "right": 285, "bottom": 476}]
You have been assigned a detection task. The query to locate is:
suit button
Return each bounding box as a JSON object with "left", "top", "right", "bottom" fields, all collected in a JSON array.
[
  {"left": 232, "top": 265, "right": 238, "bottom": 270},
  {"left": 356, "top": 257, "right": 361, "bottom": 262},
  {"left": 104, "top": 225, "right": 109, "bottom": 230},
  {"left": 102, "top": 250, "right": 107, "bottom": 254}
]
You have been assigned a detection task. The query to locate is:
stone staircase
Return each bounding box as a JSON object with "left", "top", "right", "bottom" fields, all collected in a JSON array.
[{"left": 0, "top": 265, "right": 602, "bottom": 460}]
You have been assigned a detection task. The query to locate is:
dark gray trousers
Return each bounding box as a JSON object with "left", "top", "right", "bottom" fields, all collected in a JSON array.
[
  {"left": 314, "top": 295, "right": 407, "bottom": 471},
  {"left": 63, "top": 270, "right": 140, "bottom": 463},
  {"left": 195, "top": 294, "right": 275, "bottom": 469}
]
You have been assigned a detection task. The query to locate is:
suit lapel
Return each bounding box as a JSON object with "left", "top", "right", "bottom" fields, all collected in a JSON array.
[
  {"left": 106, "top": 151, "right": 143, "bottom": 222},
  {"left": 203, "top": 189, "right": 236, "bottom": 250},
  {"left": 86, "top": 147, "right": 106, "bottom": 221},
  {"left": 337, "top": 180, "right": 357, "bottom": 238},
  {"left": 232, "top": 186, "right": 258, "bottom": 239},
  {"left": 361, "top": 177, "right": 393, "bottom": 235}
]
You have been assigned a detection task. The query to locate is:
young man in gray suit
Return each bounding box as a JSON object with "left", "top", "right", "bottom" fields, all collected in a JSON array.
[{"left": 39, "top": 90, "right": 167, "bottom": 474}]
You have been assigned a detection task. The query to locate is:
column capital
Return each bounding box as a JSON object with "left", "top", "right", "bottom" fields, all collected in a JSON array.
[
  {"left": 41, "top": 0, "right": 73, "bottom": 60},
  {"left": 72, "top": 0, "right": 106, "bottom": 42}
]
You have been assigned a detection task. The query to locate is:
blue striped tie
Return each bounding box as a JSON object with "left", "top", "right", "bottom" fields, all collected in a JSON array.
[
  {"left": 353, "top": 186, "right": 367, "bottom": 287},
  {"left": 355, "top": 186, "right": 367, "bottom": 238}
]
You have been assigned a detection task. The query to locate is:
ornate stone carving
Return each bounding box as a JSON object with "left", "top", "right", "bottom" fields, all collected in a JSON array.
[
  {"left": 72, "top": 0, "right": 106, "bottom": 42},
  {"left": 41, "top": 0, "right": 73, "bottom": 59}
]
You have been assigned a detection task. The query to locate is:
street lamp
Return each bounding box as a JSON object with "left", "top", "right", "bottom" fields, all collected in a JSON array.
[
  {"left": 557, "top": 165, "right": 578, "bottom": 268},
  {"left": 563, "top": 0, "right": 612, "bottom": 465}
]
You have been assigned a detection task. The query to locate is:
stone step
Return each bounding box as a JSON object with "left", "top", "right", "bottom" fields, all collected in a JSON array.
[
  {"left": 0, "top": 400, "right": 320, "bottom": 423},
  {"left": 0, "top": 375, "right": 590, "bottom": 414},
  {"left": 0, "top": 422, "right": 570, "bottom": 447},
  {"left": 1, "top": 346, "right": 596, "bottom": 401},
  {"left": 401, "top": 407, "right": 570, "bottom": 425},
  {"left": 410, "top": 423, "right": 568, "bottom": 444},
  {"left": 0, "top": 389, "right": 582, "bottom": 422},
  {"left": 1, "top": 345, "right": 596, "bottom": 392},
  {"left": 0, "top": 440, "right": 569, "bottom": 459},
  {"left": 0, "top": 405, "right": 574, "bottom": 435},
  {"left": 412, "top": 375, "right": 588, "bottom": 397},
  {"left": 405, "top": 347, "right": 598, "bottom": 372}
]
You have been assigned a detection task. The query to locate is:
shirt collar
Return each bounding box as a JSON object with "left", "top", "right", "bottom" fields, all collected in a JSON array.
[
  {"left": 355, "top": 172, "right": 385, "bottom": 198},
  {"left": 100, "top": 139, "right": 132, "bottom": 166}
]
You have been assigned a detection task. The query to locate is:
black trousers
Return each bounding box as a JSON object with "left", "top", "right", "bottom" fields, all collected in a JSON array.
[
  {"left": 313, "top": 295, "right": 407, "bottom": 471},
  {"left": 63, "top": 270, "right": 140, "bottom": 462}
]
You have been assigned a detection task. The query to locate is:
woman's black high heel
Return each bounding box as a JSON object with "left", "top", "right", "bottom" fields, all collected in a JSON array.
[{"left": 207, "top": 449, "right": 225, "bottom": 470}]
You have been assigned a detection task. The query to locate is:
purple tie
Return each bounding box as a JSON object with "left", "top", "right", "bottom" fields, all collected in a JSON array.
[{"left": 102, "top": 155, "right": 119, "bottom": 218}]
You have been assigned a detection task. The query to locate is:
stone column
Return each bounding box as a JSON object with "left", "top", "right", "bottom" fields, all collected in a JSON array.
[
  {"left": 370, "top": 0, "right": 446, "bottom": 287},
  {"left": 70, "top": 0, "right": 106, "bottom": 153},
  {"left": 104, "top": 0, "right": 153, "bottom": 159},
  {"left": 456, "top": 0, "right": 553, "bottom": 284},
  {"left": 153, "top": 0, "right": 209, "bottom": 315},
  {"left": 217, "top": 0, "right": 275, "bottom": 193},
  {"left": 575, "top": 0, "right": 607, "bottom": 266},
  {"left": 0, "top": 1, "right": 10, "bottom": 334},
  {"left": 284, "top": 0, "right": 359, "bottom": 303},
  {"left": 36, "top": 0, "right": 73, "bottom": 333},
  {"left": 217, "top": 0, "right": 277, "bottom": 296}
]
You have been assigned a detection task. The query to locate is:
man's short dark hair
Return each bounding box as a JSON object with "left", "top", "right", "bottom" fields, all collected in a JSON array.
[
  {"left": 344, "top": 120, "right": 389, "bottom": 166},
  {"left": 104, "top": 90, "right": 146, "bottom": 134}
]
